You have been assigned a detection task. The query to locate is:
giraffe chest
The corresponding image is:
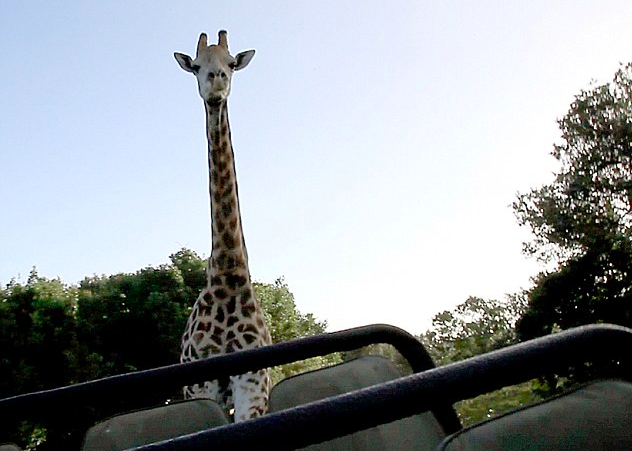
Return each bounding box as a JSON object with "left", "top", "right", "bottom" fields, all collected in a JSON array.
[{"left": 187, "top": 285, "right": 268, "bottom": 356}]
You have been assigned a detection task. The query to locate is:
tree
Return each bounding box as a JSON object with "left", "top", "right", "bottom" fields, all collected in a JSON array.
[
  {"left": 0, "top": 270, "right": 78, "bottom": 397},
  {"left": 420, "top": 295, "right": 538, "bottom": 425},
  {"left": 75, "top": 264, "right": 192, "bottom": 379},
  {"left": 421, "top": 296, "right": 526, "bottom": 366},
  {"left": 0, "top": 271, "right": 79, "bottom": 450},
  {"left": 513, "top": 63, "right": 632, "bottom": 340},
  {"left": 254, "top": 277, "right": 339, "bottom": 383},
  {"left": 0, "top": 249, "right": 335, "bottom": 450}
]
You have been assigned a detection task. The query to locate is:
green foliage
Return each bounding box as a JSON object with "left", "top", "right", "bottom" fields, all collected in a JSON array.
[
  {"left": 342, "top": 343, "right": 412, "bottom": 375},
  {"left": 514, "top": 63, "right": 632, "bottom": 263},
  {"left": 455, "top": 382, "right": 542, "bottom": 426},
  {"left": 0, "top": 271, "right": 79, "bottom": 449},
  {"left": 255, "top": 277, "right": 340, "bottom": 383},
  {"left": 514, "top": 63, "right": 632, "bottom": 343},
  {"left": 421, "top": 295, "right": 526, "bottom": 366},
  {"left": 420, "top": 295, "right": 537, "bottom": 425},
  {"left": 76, "top": 264, "right": 192, "bottom": 377},
  {"left": 0, "top": 249, "right": 336, "bottom": 449},
  {"left": 0, "top": 270, "right": 78, "bottom": 397}
]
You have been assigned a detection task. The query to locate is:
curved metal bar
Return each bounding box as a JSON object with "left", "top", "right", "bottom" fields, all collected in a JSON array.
[
  {"left": 0, "top": 323, "right": 460, "bottom": 432},
  {"left": 128, "top": 324, "right": 632, "bottom": 451}
]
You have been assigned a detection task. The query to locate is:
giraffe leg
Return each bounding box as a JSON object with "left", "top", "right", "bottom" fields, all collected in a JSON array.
[
  {"left": 183, "top": 380, "right": 220, "bottom": 401},
  {"left": 230, "top": 370, "right": 271, "bottom": 422}
]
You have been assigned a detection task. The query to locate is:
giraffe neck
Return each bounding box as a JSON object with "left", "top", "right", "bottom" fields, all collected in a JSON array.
[{"left": 205, "top": 100, "right": 250, "bottom": 279}]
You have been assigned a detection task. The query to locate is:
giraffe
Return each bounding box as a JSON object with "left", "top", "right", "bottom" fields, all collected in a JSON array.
[{"left": 174, "top": 30, "right": 272, "bottom": 422}]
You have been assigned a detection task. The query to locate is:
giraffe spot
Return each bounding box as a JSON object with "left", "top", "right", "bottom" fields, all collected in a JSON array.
[
  {"left": 222, "top": 231, "right": 236, "bottom": 248},
  {"left": 213, "top": 191, "right": 221, "bottom": 204},
  {"left": 226, "top": 330, "right": 235, "bottom": 340},
  {"left": 240, "top": 290, "right": 252, "bottom": 303},
  {"left": 218, "top": 170, "right": 229, "bottom": 186},
  {"left": 210, "top": 276, "right": 222, "bottom": 287},
  {"left": 210, "top": 149, "right": 219, "bottom": 165},
  {"left": 227, "top": 316, "right": 239, "bottom": 327},
  {"left": 246, "top": 377, "right": 257, "bottom": 384},
  {"left": 226, "top": 340, "right": 240, "bottom": 353},
  {"left": 203, "top": 291, "right": 213, "bottom": 303},
  {"left": 229, "top": 218, "right": 237, "bottom": 229},
  {"left": 244, "top": 334, "right": 257, "bottom": 345},
  {"left": 221, "top": 201, "right": 233, "bottom": 217},
  {"left": 240, "top": 295, "right": 252, "bottom": 306},
  {"left": 227, "top": 297, "right": 236, "bottom": 314},
  {"left": 215, "top": 308, "right": 225, "bottom": 323},
  {"left": 214, "top": 288, "right": 228, "bottom": 299},
  {"left": 242, "top": 304, "right": 256, "bottom": 317},
  {"left": 215, "top": 220, "right": 226, "bottom": 234},
  {"left": 256, "top": 316, "right": 265, "bottom": 328},
  {"left": 212, "top": 326, "right": 224, "bottom": 338},
  {"left": 241, "top": 324, "right": 258, "bottom": 334},
  {"left": 216, "top": 253, "right": 236, "bottom": 270},
  {"left": 226, "top": 274, "right": 247, "bottom": 289},
  {"left": 196, "top": 321, "right": 211, "bottom": 332}
]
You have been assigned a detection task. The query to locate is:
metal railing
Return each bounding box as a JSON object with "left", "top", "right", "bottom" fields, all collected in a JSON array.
[{"left": 2, "top": 323, "right": 631, "bottom": 451}]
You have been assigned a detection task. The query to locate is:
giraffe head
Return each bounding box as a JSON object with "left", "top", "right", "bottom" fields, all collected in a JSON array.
[{"left": 175, "top": 30, "right": 255, "bottom": 105}]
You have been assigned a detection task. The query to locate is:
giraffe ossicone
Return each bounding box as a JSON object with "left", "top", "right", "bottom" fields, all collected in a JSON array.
[{"left": 175, "top": 30, "right": 272, "bottom": 422}]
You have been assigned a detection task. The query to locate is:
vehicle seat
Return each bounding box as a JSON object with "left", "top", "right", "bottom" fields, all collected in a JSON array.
[
  {"left": 438, "top": 379, "right": 632, "bottom": 451},
  {"left": 0, "top": 444, "right": 22, "bottom": 451},
  {"left": 269, "top": 355, "right": 449, "bottom": 451},
  {"left": 80, "top": 398, "right": 229, "bottom": 451}
]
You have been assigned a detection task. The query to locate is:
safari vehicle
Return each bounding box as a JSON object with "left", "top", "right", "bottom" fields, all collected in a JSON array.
[{"left": 1, "top": 323, "right": 631, "bottom": 451}]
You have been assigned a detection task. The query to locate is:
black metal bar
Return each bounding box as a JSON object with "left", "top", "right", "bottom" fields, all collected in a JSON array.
[
  {"left": 0, "top": 323, "right": 459, "bottom": 431},
  {"left": 126, "top": 324, "right": 632, "bottom": 451}
]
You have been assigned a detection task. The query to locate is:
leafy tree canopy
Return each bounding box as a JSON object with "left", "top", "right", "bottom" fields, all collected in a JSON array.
[
  {"left": 420, "top": 295, "right": 526, "bottom": 366},
  {"left": 420, "top": 295, "right": 539, "bottom": 425},
  {"left": 513, "top": 63, "right": 632, "bottom": 340},
  {"left": 0, "top": 249, "right": 333, "bottom": 450}
]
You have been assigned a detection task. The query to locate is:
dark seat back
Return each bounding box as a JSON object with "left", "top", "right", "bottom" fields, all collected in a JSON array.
[
  {"left": 80, "top": 399, "right": 229, "bottom": 451},
  {"left": 0, "top": 444, "right": 22, "bottom": 451},
  {"left": 269, "top": 356, "right": 447, "bottom": 451},
  {"left": 438, "top": 379, "right": 632, "bottom": 451}
]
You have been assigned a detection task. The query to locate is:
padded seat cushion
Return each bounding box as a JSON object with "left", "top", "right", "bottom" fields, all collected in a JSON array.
[
  {"left": 269, "top": 355, "right": 446, "bottom": 451},
  {"left": 439, "top": 379, "right": 632, "bottom": 451},
  {"left": 0, "top": 444, "right": 22, "bottom": 451},
  {"left": 81, "top": 398, "right": 229, "bottom": 451}
]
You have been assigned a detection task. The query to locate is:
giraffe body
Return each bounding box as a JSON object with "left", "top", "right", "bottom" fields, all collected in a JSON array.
[{"left": 175, "top": 31, "right": 272, "bottom": 422}]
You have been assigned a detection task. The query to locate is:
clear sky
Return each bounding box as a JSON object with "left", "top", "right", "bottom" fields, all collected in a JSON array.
[{"left": 2, "top": 1, "right": 631, "bottom": 334}]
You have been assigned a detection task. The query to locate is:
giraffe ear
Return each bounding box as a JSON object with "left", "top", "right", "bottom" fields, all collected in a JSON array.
[
  {"left": 233, "top": 50, "right": 255, "bottom": 71},
  {"left": 174, "top": 52, "right": 195, "bottom": 73}
]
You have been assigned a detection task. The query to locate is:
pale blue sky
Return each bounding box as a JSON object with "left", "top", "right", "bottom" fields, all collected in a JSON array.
[{"left": 2, "top": 1, "right": 631, "bottom": 334}]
